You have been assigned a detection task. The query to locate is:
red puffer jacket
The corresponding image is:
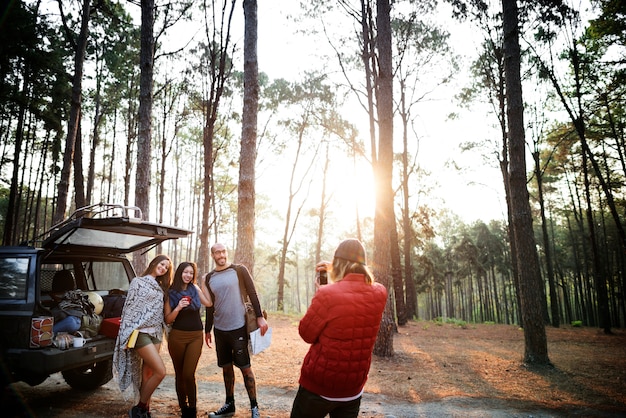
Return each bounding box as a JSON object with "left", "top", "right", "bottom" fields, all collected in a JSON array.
[{"left": 298, "top": 273, "right": 388, "bottom": 398}]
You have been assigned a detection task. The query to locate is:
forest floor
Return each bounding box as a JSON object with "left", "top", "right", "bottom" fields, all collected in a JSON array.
[{"left": 5, "top": 313, "right": 626, "bottom": 417}]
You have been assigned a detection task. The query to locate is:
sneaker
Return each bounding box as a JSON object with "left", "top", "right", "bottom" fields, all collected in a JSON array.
[
  {"left": 251, "top": 406, "right": 260, "bottom": 418},
  {"left": 208, "top": 402, "right": 235, "bottom": 417},
  {"left": 129, "top": 406, "right": 148, "bottom": 418}
]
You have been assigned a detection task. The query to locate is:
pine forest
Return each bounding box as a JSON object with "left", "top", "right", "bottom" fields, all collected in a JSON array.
[{"left": 1, "top": 0, "right": 625, "bottom": 361}]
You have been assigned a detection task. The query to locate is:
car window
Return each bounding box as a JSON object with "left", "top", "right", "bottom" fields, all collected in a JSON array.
[
  {"left": 41, "top": 264, "right": 76, "bottom": 293},
  {"left": 83, "top": 261, "right": 130, "bottom": 291},
  {"left": 41, "top": 261, "right": 130, "bottom": 294},
  {"left": 0, "top": 257, "right": 30, "bottom": 299}
]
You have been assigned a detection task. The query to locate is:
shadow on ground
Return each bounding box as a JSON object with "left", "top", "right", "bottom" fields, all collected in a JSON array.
[{"left": 3, "top": 373, "right": 625, "bottom": 418}]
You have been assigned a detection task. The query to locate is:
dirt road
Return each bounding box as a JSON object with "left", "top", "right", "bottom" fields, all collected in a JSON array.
[
  {"left": 5, "top": 315, "right": 626, "bottom": 417},
  {"left": 5, "top": 371, "right": 623, "bottom": 418}
]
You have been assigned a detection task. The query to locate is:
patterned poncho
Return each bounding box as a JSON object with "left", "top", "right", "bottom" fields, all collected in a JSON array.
[{"left": 113, "top": 275, "right": 165, "bottom": 400}]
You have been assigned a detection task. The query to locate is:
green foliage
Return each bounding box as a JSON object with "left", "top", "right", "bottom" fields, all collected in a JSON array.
[
  {"left": 587, "top": 0, "right": 626, "bottom": 47},
  {"left": 0, "top": 0, "right": 71, "bottom": 134},
  {"left": 571, "top": 320, "right": 583, "bottom": 327},
  {"left": 433, "top": 317, "right": 468, "bottom": 328}
]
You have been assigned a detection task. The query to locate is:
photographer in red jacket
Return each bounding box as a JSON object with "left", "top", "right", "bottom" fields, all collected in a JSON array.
[{"left": 290, "top": 239, "right": 388, "bottom": 418}]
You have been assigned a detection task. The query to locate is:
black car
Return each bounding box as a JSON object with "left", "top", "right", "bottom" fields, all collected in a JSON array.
[{"left": 0, "top": 203, "right": 192, "bottom": 390}]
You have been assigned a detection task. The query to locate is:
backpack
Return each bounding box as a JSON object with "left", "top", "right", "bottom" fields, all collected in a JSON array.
[{"left": 102, "top": 293, "right": 127, "bottom": 318}]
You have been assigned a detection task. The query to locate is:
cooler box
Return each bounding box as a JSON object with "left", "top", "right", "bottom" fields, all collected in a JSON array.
[{"left": 99, "top": 317, "right": 121, "bottom": 338}]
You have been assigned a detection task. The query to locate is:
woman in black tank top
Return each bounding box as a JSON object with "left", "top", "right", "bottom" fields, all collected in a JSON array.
[{"left": 165, "top": 262, "right": 213, "bottom": 418}]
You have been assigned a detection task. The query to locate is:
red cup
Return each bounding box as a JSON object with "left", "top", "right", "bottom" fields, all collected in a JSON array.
[{"left": 182, "top": 296, "right": 191, "bottom": 303}]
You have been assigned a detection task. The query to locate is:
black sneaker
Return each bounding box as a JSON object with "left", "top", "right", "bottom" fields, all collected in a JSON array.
[
  {"left": 129, "top": 406, "right": 148, "bottom": 418},
  {"left": 208, "top": 402, "right": 235, "bottom": 417}
]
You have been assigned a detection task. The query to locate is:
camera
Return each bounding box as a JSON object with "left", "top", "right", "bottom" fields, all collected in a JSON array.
[{"left": 319, "top": 269, "right": 328, "bottom": 285}]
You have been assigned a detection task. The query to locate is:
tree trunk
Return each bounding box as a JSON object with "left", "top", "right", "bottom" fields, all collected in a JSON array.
[
  {"left": 398, "top": 86, "right": 412, "bottom": 324},
  {"left": 135, "top": 0, "right": 155, "bottom": 220},
  {"left": 198, "top": 0, "right": 236, "bottom": 272},
  {"left": 133, "top": 0, "right": 156, "bottom": 271},
  {"left": 156, "top": 86, "right": 172, "bottom": 255},
  {"left": 33, "top": 132, "right": 51, "bottom": 241},
  {"left": 198, "top": 124, "right": 214, "bottom": 273},
  {"left": 87, "top": 62, "right": 104, "bottom": 206},
  {"left": 124, "top": 114, "right": 133, "bottom": 208},
  {"left": 494, "top": 42, "right": 522, "bottom": 327},
  {"left": 533, "top": 151, "right": 559, "bottom": 327},
  {"left": 469, "top": 269, "right": 475, "bottom": 322},
  {"left": 235, "top": 0, "right": 259, "bottom": 271},
  {"left": 360, "top": 0, "right": 377, "bottom": 165},
  {"left": 316, "top": 145, "right": 330, "bottom": 265},
  {"left": 3, "top": 68, "right": 29, "bottom": 245},
  {"left": 582, "top": 150, "right": 611, "bottom": 332},
  {"left": 18, "top": 127, "right": 33, "bottom": 242},
  {"left": 490, "top": 265, "right": 501, "bottom": 323},
  {"left": 53, "top": 0, "right": 90, "bottom": 224},
  {"left": 73, "top": 121, "right": 86, "bottom": 209},
  {"left": 372, "top": 0, "right": 394, "bottom": 358},
  {"left": 502, "top": 0, "right": 550, "bottom": 365},
  {"left": 445, "top": 271, "right": 453, "bottom": 318},
  {"left": 390, "top": 223, "right": 406, "bottom": 325}
]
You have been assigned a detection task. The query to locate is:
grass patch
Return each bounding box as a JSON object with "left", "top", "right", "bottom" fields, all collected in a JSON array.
[{"left": 433, "top": 317, "right": 468, "bottom": 328}]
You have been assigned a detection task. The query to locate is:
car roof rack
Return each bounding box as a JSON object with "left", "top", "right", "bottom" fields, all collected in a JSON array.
[{"left": 56, "top": 203, "right": 143, "bottom": 226}]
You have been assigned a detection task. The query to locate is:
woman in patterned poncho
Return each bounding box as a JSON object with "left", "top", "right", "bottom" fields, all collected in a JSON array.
[{"left": 113, "top": 254, "right": 173, "bottom": 418}]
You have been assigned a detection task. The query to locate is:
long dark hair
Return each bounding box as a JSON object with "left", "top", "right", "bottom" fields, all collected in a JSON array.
[
  {"left": 142, "top": 254, "right": 173, "bottom": 292},
  {"left": 170, "top": 261, "right": 197, "bottom": 292}
]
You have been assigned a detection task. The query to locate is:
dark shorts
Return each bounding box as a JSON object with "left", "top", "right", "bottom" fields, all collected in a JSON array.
[
  {"left": 134, "top": 332, "right": 161, "bottom": 349},
  {"left": 214, "top": 326, "right": 250, "bottom": 369}
]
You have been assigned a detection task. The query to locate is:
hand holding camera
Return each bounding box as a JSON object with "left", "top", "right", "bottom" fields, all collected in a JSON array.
[
  {"left": 316, "top": 261, "right": 330, "bottom": 286},
  {"left": 319, "top": 270, "right": 328, "bottom": 285}
]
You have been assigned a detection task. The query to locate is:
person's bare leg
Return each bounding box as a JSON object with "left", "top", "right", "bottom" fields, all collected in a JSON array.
[{"left": 137, "top": 343, "right": 166, "bottom": 405}]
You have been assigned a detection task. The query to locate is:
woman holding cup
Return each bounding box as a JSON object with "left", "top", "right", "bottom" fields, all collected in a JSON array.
[{"left": 165, "top": 262, "right": 213, "bottom": 418}]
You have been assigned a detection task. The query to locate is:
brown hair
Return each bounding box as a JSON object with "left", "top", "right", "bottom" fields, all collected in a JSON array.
[{"left": 143, "top": 254, "right": 173, "bottom": 292}]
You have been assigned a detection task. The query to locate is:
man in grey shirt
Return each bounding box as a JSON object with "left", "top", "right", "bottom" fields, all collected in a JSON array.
[{"left": 201, "top": 243, "right": 269, "bottom": 418}]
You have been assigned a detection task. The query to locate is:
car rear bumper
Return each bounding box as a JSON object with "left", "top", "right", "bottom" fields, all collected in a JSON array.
[{"left": 5, "top": 335, "right": 115, "bottom": 375}]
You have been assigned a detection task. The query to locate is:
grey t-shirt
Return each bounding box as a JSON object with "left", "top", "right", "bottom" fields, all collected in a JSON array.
[{"left": 209, "top": 267, "right": 246, "bottom": 332}]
